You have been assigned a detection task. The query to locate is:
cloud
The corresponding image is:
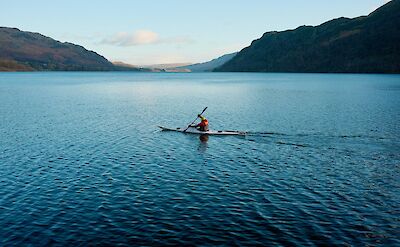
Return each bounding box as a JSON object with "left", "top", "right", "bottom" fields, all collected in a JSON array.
[
  {"left": 101, "top": 30, "right": 193, "bottom": 46},
  {"left": 101, "top": 30, "right": 159, "bottom": 46}
]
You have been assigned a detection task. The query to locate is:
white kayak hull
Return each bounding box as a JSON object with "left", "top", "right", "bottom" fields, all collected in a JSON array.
[{"left": 158, "top": 126, "right": 246, "bottom": 136}]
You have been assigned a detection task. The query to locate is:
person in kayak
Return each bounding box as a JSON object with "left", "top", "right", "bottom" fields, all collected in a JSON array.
[{"left": 189, "top": 114, "right": 209, "bottom": 131}]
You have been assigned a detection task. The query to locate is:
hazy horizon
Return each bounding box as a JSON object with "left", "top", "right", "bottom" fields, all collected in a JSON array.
[{"left": 1, "top": 0, "right": 391, "bottom": 65}]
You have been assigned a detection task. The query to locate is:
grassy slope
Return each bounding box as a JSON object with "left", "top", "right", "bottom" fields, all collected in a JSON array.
[{"left": 0, "top": 27, "right": 140, "bottom": 71}]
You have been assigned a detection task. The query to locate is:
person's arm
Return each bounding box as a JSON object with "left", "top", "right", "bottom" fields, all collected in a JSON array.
[{"left": 188, "top": 123, "right": 199, "bottom": 128}]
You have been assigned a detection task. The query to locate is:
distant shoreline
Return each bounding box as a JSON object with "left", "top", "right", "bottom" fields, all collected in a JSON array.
[{"left": 1, "top": 71, "right": 399, "bottom": 75}]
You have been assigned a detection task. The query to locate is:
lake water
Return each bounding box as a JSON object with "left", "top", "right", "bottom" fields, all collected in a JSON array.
[{"left": 0, "top": 72, "right": 399, "bottom": 246}]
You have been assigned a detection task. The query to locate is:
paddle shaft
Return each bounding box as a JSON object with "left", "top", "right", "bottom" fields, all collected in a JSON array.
[{"left": 183, "top": 107, "right": 208, "bottom": 132}]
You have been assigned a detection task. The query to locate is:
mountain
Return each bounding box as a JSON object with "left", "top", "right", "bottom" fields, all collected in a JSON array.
[
  {"left": 113, "top": 61, "right": 139, "bottom": 68},
  {"left": 112, "top": 61, "right": 151, "bottom": 71},
  {"left": 141, "top": 63, "right": 192, "bottom": 69},
  {"left": 216, "top": 1, "right": 400, "bottom": 73},
  {"left": 179, "top": 52, "right": 237, "bottom": 72},
  {"left": 0, "top": 59, "right": 34, "bottom": 71},
  {"left": 0, "top": 27, "right": 140, "bottom": 71}
]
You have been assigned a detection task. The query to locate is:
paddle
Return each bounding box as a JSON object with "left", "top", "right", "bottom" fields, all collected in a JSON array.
[{"left": 183, "top": 107, "right": 208, "bottom": 132}]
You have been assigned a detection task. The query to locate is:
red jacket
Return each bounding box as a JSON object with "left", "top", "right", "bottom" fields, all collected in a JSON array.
[{"left": 197, "top": 119, "right": 209, "bottom": 127}]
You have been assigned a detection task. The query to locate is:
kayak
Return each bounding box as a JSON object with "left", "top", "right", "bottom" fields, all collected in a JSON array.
[{"left": 158, "top": 126, "right": 246, "bottom": 136}]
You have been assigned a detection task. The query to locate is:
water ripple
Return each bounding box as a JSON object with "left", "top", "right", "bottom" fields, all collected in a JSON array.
[{"left": 1, "top": 73, "right": 399, "bottom": 246}]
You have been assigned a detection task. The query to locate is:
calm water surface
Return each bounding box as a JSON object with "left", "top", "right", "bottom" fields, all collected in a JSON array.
[{"left": 0, "top": 72, "right": 399, "bottom": 246}]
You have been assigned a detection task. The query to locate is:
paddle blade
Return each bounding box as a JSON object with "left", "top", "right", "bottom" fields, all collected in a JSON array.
[{"left": 200, "top": 107, "right": 208, "bottom": 115}]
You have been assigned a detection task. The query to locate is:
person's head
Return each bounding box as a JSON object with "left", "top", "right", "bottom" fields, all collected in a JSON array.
[{"left": 198, "top": 114, "right": 202, "bottom": 117}]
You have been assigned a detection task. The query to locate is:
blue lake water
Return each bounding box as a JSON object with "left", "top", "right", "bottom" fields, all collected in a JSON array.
[{"left": 0, "top": 72, "right": 399, "bottom": 246}]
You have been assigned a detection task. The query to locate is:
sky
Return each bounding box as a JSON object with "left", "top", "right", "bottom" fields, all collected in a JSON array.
[{"left": 0, "top": 0, "right": 391, "bottom": 65}]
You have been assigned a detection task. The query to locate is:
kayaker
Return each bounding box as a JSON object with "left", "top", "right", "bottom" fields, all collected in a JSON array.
[{"left": 189, "top": 114, "right": 209, "bottom": 131}]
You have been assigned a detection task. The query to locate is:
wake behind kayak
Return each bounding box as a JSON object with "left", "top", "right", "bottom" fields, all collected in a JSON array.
[{"left": 158, "top": 126, "right": 246, "bottom": 136}]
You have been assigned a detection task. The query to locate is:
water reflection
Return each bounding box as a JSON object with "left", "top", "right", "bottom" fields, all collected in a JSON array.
[
  {"left": 199, "top": 134, "right": 209, "bottom": 142},
  {"left": 198, "top": 134, "right": 209, "bottom": 153}
]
